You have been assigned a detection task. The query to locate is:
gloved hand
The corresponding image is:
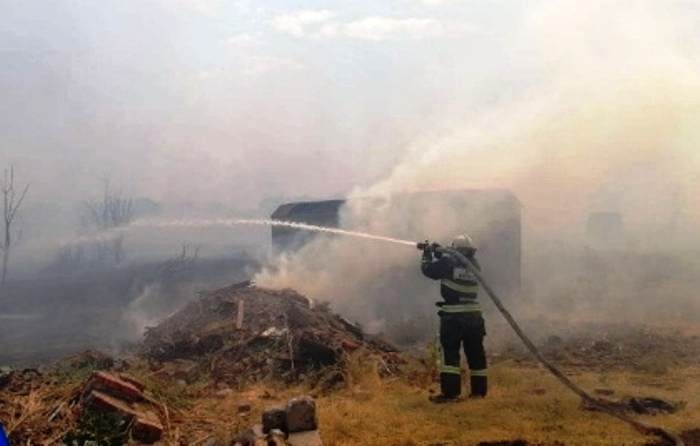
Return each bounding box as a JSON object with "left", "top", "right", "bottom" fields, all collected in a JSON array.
[
  {"left": 419, "top": 240, "right": 433, "bottom": 260},
  {"left": 431, "top": 242, "right": 443, "bottom": 259}
]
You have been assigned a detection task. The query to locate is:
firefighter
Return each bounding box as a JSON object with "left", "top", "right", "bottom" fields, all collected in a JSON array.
[{"left": 421, "top": 234, "right": 488, "bottom": 403}]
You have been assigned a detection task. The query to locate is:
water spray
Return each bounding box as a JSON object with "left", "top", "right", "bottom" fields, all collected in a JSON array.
[
  {"left": 60, "top": 218, "right": 417, "bottom": 252},
  {"left": 130, "top": 218, "right": 417, "bottom": 247}
]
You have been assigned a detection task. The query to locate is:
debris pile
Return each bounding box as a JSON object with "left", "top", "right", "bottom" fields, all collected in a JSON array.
[
  {"left": 0, "top": 366, "right": 42, "bottom": 395},
  {"left": 142, "top": 282, "right": 402, "bottom": 387},
  {"left": 228, "top": 395, "right": 322, "bottom": 446},
  {"left": 0, "top": 366, "right": 69, "bottom": 445},
  {"left": 0, "top": 361, "right": 166, "bottom": 445}
]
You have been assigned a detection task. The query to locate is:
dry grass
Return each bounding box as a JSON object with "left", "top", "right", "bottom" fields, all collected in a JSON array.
[
  {"left": 4, "top": 352, "right": 698, "bottom": 445},
  {"left": 160, "top": 351, "right": 700, "bottom": 446},
  {"left": 316, "top": 362, "right": 700, "bottom": 446}
]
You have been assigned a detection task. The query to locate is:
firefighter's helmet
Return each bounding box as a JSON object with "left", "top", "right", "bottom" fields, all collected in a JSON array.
[{"left": 452, "top": 234, "right": 477, "bottom": 254}]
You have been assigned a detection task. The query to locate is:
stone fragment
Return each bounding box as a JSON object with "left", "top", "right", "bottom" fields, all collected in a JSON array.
[
  {"left": 268, "top": 429, "right": 287, "bottom": 445},
  {"left": 231, "top": 428, "right": 257, "bottom": 446},
  {"left": 262, "top": 406, "right": 287, "bottom": 434},
  {"left": 288, "top": 430, "right": 323, "bottom": 446},
  {"left": 285, "top": 395, "right": 317, "bottom": 433},
  {"left": 252, "top": 424, "right": 264, "bottom": 437}
]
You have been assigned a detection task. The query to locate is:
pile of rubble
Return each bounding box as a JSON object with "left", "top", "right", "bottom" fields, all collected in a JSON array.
[
  {"left": 143, "top": 282, "right": 402, "bottom": 387},
  {"left": 226, "top": 395, "right": 322, "bottom": 446}
]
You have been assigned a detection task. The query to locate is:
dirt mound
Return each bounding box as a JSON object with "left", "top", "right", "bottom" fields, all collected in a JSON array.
[{"left": 142, "top": 282, "right": 402, "bottom": 387}]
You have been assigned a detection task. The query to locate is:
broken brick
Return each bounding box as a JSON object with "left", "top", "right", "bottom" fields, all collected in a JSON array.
[
  {"left": 118, "top": 374, "right": 146, "bottom": 393},
  {"left": 132, "top": 412, "right": 164, "bottom": 443},
  {"left": 84, "top": 390, "right": 137, "bottom": 417},
  {"left": 86, "top": 371, "right": 144, "bottom": 402}
]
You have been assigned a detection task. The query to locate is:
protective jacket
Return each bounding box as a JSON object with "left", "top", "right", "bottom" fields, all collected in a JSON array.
[
  {"left": 421, "top": 248, "right": 488, "bottom": 399},
  {"left": 421, "top": 251, "right": 481, "bottom": 304}
]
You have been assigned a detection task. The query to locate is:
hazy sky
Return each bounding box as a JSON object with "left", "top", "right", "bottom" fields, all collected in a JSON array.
[
  {"left": 0, "top": 0, "right": 533, "bottom": 210},
  {"left": 1, "top": 0, "right": 699, "bottom": 222},
  {"left": 3, "top": 0, "right": 700, "bottom": 335}
]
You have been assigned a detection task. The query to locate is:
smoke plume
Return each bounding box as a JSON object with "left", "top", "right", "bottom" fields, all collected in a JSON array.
[{"left": 256, "top": 0, "right": 700, "bottom": 331}]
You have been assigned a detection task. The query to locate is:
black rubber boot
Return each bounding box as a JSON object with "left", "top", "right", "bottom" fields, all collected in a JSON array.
[
  {"left": 469, "top": 376, "right": 487, "bottom": 398},
  {"left": 441, "top": 372, "right": 461, "bottom": 397},
  {"left": 429, "top": 373, "right": 462, "bottom": 403}
]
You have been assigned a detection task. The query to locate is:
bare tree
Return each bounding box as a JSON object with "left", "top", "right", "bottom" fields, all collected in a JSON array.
[
  {"left": 82, "top": 180, "right": 133, "bottom": 264},
  {"left": 157, "top": 242, "right": 201, "bottom": 280},
  {"left": 1, "top": 167, "right": 29, "bottom": 283}
]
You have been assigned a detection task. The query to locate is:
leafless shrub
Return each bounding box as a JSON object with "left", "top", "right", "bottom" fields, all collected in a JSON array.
[
  {"left": 81, "top": 180, "right": 133, "bottom": 265},
  {"left": 1, "top": 166, "right": 29, "bottom": 283}
]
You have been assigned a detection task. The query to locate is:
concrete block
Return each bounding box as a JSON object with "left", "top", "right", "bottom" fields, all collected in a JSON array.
[
  {"left": 262, "top": 406, "right": 287, "bottom": 434},
  {"left": 286, "top": 395, "right": 317, "bottom": 433}
]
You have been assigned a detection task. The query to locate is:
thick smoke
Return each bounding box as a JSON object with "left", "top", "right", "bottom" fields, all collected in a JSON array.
[{"left": 256, "top": 0, "right": 700, "bottom": 332}]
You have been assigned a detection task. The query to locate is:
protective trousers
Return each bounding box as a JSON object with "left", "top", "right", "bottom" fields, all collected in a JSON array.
[{"left": 438, "top": 312, "right": 488, "bottom": 398}]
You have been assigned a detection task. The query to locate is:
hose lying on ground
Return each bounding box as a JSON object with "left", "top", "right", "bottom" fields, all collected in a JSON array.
[{"left": 439, "top": 246, "right": 684, "bottom": 446}]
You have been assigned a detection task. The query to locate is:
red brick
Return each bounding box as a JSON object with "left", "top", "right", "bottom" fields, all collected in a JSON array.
[
  {"left": 85, "top": 390, "right": 137, "bottom": 418},
  {"left": 132, "top": 412, "right": 164, "bottom": 443},
  {"left": 87, "top": 371, "right": 144, "bottom": 402},
  {"left": 118, "top": 374, "right": 146, "bottom": 393}
]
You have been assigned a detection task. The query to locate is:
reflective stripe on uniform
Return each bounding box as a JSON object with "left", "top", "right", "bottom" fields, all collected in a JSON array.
[
  {"left": 470, "top": 369, "right": 488, "bottom": 377},
  {"left": 441, "top": 279, "right": 479, "bottom": 294},
  {"left": 439, "top": 303, "right": 482, "bottom": 313},
  {"left": 440, "top": 365, "right": 461, "bottom": 375}
]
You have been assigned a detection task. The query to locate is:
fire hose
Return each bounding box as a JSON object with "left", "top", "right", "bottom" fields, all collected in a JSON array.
[{"left": 428, "top": 244, "right": 683, "bottom": 446}]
